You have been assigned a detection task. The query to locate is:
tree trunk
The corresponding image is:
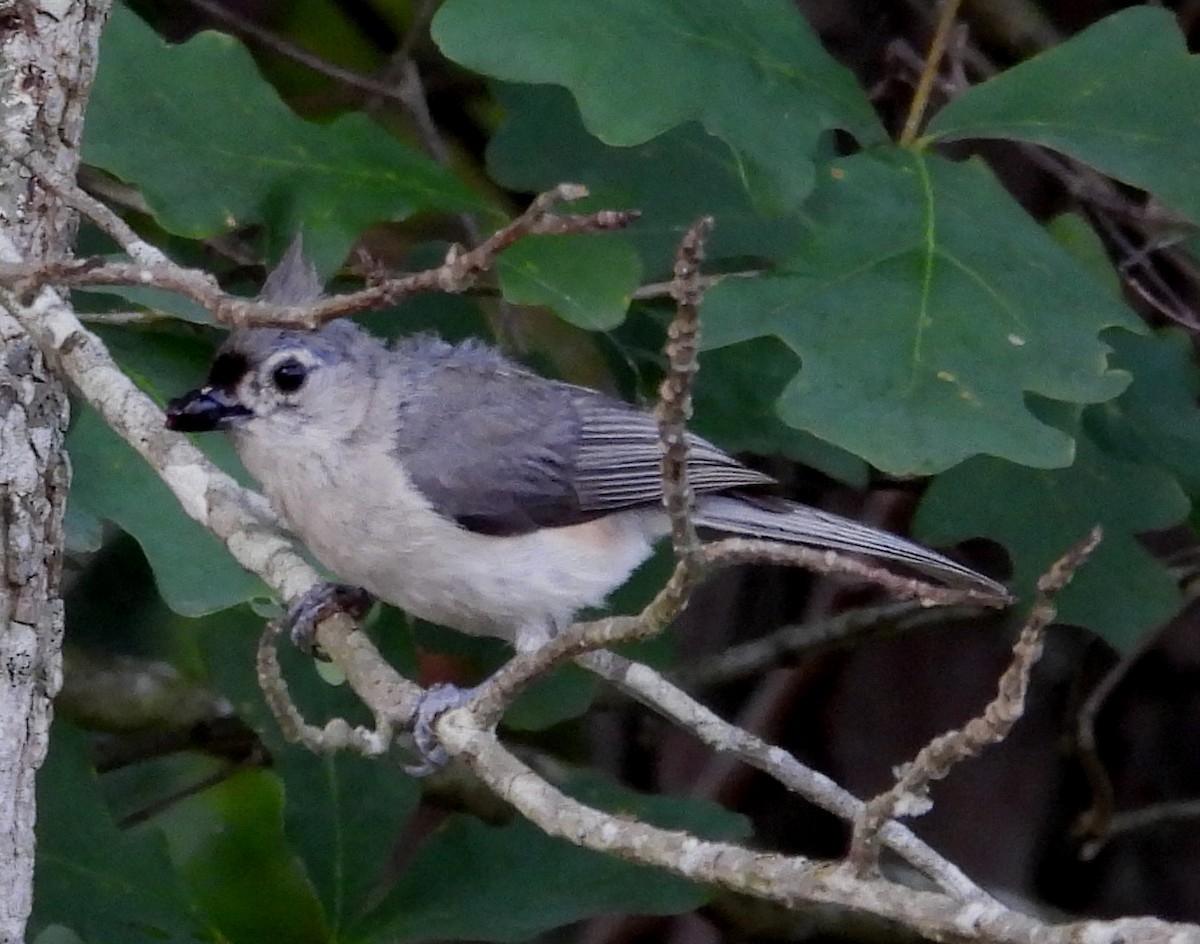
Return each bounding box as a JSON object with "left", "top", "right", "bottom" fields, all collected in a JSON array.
[{"left": 0, "top": 3, "right": 110, "bottom": 940}]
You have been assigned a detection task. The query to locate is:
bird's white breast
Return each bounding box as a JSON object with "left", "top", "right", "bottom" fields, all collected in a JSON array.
[{"left": 235, "top": 427, "right": 662, "bottom": 647}]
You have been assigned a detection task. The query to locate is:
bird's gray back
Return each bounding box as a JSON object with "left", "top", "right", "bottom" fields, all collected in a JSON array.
[
  {"left": 388, "top": 337, "right": 773, "bottom": 536},
  {"left": 388, "top": 338, "right": 587, "bottom": 534}
]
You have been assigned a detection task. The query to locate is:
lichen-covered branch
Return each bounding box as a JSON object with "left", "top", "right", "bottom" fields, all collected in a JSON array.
[
  {"left": 578, "top": 649, "right": 990, "bottom": 901},
  {"left": 657, "top": 216, "right": 712, "bottom": 562},
  {"left": 310, "top": 605, "right": 1193, "bottom": 944},
  {"left": 0, "top": 181, "right": 640, "bottom": 330},
  {"left": 848, "top": 528, "right": 1104, "bottom": 874}
]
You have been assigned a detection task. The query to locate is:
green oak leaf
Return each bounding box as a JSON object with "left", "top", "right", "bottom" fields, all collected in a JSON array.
[
  {"left": 85, "top": 5, "right": 484, "bottom": 275},
  {"left": 434, "top": 0, "right": 883, "bottom": 211},
  {"left": 917, "top": 403, "right": 1188, "bottom": 651},
  {"left": 274, "top": 749, "right": 420, "bottom": 935},
  {"left": 693, "top": 339, "right": 869, "bottom": 488},
  {"left": 68, "top": 403, "right": 265, "bottom": 616},
  {"left": 1088, "top": 329, "right": 1200, "bottom": 497},
  {"left": 487, "top": 83, "right": 812, "bottom": 276},
  {"left": 701, "top": 150, "right": 1141, "bottom": 475},
  {"left": 930, "top": 8, "right": 1200, "bottom": 224},
  {"left": 152, "top": 769, "right": 329, "bottom": 944},
  {"left": 497, "top": 234, "right": 643, "bottom": 330},
  {"left": 32, "top": 721, "right": 211, "bottom": 944},
  {"left": 361, "top": 773, "right": 747, "bottom": 941}
]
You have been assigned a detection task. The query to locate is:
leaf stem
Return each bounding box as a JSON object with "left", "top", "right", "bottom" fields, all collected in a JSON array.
[{"left": 900, "top": 0, "right": 965, "bottom": 145}]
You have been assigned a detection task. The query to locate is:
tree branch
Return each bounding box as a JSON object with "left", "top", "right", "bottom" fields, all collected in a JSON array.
[
  {"left": 848, "top": 527, "right": 1104, "bottom": 874},
  {"left": 674, "top": 599, "right": 989, "bottom": 689},
  {"left": 657, "top": 215, "right": 712, "bottom": 562},
  {"left": 0, "top": 178, "right": 640, "bottom": 330},
  {"left": 579, "top": 648, "right": 991, "bottom": 900}
]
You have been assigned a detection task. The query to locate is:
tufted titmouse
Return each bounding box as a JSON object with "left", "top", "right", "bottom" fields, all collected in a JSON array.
[{"left": 166, "top": 243, "right": 1008, "bottom": 654}]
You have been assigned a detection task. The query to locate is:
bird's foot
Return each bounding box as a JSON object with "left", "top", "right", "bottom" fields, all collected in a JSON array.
[
  {"left": 404, "top": 682, "right": 481, "bottom": 777},
  {"left": 285, "top": 583, "right": 376, "bottom": 655}
]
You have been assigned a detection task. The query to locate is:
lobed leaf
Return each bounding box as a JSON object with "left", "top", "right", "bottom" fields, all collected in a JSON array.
[
  {"left": 930, "top": 8, "right": 1200, "bottom": 224},
  {"left": 700, "top": 150, "right": 1141, "bottom": 475},
  {"left": 488, "top": 84, "right": 812, "bottom": 277},
  {"left": 497, "top": 234, "right": 643, "bottom": 330},
  {"left": 918, "top": 398, "right": 1189, "bottom": 651},
  {"left": 435, "top": 0, "right": 884, "bottom": 212},
  {"left": 84, "top": 5, "right": 484, "bottom": 275}
]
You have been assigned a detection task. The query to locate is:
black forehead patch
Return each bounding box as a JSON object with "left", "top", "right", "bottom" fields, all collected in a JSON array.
[{"left": 207, "top": 352, "right": 250, "bottom": 391}]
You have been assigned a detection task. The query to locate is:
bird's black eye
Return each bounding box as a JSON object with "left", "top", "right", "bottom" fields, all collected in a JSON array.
[{"left": 271, "top": 358, "right": 308, "bottom": 393}]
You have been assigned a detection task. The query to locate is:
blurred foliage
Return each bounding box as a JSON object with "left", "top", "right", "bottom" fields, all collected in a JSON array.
[{"left": 36, "top": 0, "right": 1200, "bottom": 941}]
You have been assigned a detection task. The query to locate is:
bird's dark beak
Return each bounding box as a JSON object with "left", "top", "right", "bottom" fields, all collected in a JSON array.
[{"left": 165, "top": 387, "right": 252, "bottom": 432}]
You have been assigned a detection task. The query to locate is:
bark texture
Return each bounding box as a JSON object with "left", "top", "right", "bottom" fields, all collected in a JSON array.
[{"left": 0, "top": 2, "right": 109, "bottom": 940}]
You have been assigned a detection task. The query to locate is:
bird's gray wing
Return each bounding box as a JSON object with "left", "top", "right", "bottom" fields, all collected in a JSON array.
[
  {"left": 568, "top": 393, "right": 773, "bottom": 511},
  {"left": 395, "top": 360, "right": 587, "bottom": 535},
  {"left": 393, "top": 345, "right": 770, "bottom": 536}
]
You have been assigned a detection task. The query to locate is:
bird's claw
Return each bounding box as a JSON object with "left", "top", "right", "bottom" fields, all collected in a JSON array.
[
  {"left": 404, "top": 682, "right": 480, "bottom": 777},
  {"left": 285, "top": 583, "right": 376, "bottom": 655}
]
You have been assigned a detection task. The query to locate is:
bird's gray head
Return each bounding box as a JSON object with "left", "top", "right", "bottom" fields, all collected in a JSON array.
[
  {"left": 165, "top": 235, "right": 387, "bottom": 439},
  {"left": 165, "top": 320, "right": 383, "bottom": 438}
]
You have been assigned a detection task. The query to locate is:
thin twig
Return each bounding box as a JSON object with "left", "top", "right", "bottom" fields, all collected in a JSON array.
[
  {"left": 630, "top": 269, "right": 758, "bottom": 301},
  {"left": 184, "top": 0, "right": 413, "bottom": 109},
  {"left": 0, "top": 175, "right": 640, "bottom": 329},
  {"left": 118, "top": 752, "right": 265, "bottom": 828},
  {"left": 675, "top": 600, "right": 987, "bottom": 689},
  {"left": 360, "top": 5, "right": 523, "bottom": 349},
  {"left": 393, "top": 54, "right": 453, "bottom": 164},
  {"left": 255, "top": 618, "right": 395, "bottom": 757},
  {"left": 657, "top": 216, "right": 712, "bottom": 563},
  {"left": 1080, "top": 798, "right": 1200, "bottom": 861},
  {"left": 386, "top": 52, "right": 523, "bottom": 351},
  {"left": 900, "top": 0, "right": 966, "bottom": 145},
  {"left": 1072, "top": 627, "right": 1158, "bottom": 844},
  {"left": 847, "top": 526, "right": 1103, "bottom": 875}
]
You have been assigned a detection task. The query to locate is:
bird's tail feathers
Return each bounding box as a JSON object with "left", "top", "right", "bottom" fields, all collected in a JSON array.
[{"left": 692, "top": 495, "right": 1008, "bottom": 599}]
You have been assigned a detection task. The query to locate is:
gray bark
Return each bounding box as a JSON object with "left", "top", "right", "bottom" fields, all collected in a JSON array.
[{"left": 0, "top": 2, "right": 110, "bottom": 941}]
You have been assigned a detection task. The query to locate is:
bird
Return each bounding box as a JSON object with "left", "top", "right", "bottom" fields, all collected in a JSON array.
[{"left": 165, "top": 242, "right": 1008, "bottom": 657}]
